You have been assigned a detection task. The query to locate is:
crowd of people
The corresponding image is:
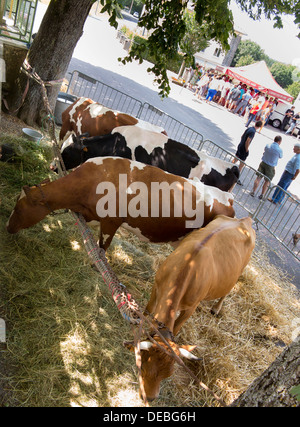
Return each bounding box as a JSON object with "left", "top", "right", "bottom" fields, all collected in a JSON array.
[
  {"left": 183, "top": 64, "right": 299, "bottom": 137},
  {"left": 183, "top": 65, "right": 300, "bottom": 207},
  {"left": 182, "top": 65, "right": 300, "bottom": 250}
]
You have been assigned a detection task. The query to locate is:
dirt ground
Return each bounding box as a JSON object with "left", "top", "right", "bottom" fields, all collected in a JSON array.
[{"left": 0, "top": 111, "right": 36, "bottom": 136}]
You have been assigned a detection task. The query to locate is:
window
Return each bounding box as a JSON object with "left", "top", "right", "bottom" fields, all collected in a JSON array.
[{"left": 214, "top": 48, "right": 222, "bottom": 57}]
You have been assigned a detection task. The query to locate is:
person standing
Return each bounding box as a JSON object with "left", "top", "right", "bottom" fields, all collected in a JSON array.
[
  {"left": 205, "top": 76, "right": 219, "bottom": 103},
  {"left": 258, "top": 106, "right": 272, "bottom": 133},
  {"left": 227, "top": 85, "right": 242, "bottom": 111},
  {"left": 214, "top": 76, "right": 225, "bottom": 103},
  {"left": 281, "top": 106, "right": 295, "bottom": 131},
  {"left": 256, "top": 95, "right": 269, "bottom": 120},
  {"left": 232, "top": 120, "right": 263, "bottom": 177},
  {"left": 234, "top": 89, "right": 252, "bottom": 116},
  {"left": 195, "top": 71, "right": 209, "bottom": 97},
  {"left": 225, "top": 84, "right": 237, "bottom": 109},
  {"left": 250, "top": 135, "right": 283, "bottom": 199},
  {"left": 185, "top": 66, "right": 194, "bottom": 87},
  {"left": 268, "top": 142, "right": 300, "bottom": 205},
  {"left": 285, "top": 112, "right": 300, "bottom": 136},
  {"left": 245, "top": 102, "right": 261, "bottom": 127},
  {"left": 218, "top": 78, "right": 232, "bottom": 106},
  {"left": 263, "top": 98, "right": 277, "bottom": 128}
]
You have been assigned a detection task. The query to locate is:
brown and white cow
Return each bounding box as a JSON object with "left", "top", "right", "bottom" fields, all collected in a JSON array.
[
  {"left": 59, "top": 97, "right": 166, "bottom": 142},
  {"left": 125, "top": 215, "right": 255, "bottom": 401},
  {"left": 7, "top": 157, "right": 235, "bottom": 249}
]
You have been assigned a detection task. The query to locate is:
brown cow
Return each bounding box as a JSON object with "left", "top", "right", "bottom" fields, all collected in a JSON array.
[
  {"left": 59, "top": 97, "right": 166, "bottom": 142},
  {"left": 7, "top": 157, "right": 235, "bottom": 249},
  {"left": 125, "top": 215, "right": 255, "bottom": 401}
]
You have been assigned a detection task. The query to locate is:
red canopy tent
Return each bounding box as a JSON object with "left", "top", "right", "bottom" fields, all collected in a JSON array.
[{"left": 224, "top": 61, "right": 293, "bottom": 103}]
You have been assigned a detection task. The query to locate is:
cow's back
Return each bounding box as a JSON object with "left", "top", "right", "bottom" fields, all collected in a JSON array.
[
  {"left": 155, "top": 215, "right": 255, "bottom": 305},
  {"left": 59, "top": 98, "right": 139, "bottom": 141}
]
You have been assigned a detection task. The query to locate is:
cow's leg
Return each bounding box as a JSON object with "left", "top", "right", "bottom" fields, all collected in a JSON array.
[
  {"left": 59, "top": 123, "right": 70, "bottom": 142},
  {"left": 144, "top": 284, "right": 157, "bottom": 315},
  {"left": 211, "top": 296, "right": 226, "bottom": 316},
  {"left": 98, "top": 221, "right": 121, "bottom": 251},
  {"left": 173, "top": 308, "right": 194, "bottom": 336}
]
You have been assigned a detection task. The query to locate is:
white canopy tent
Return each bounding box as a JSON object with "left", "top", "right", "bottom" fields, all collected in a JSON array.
[{"left": 224, "top": 61, "right": 293, "bottom": 103}]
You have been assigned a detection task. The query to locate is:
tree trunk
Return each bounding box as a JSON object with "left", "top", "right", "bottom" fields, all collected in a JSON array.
[
  {"left": 5, "top": 0, "right": 94, "bottom": 126},
  {"left": 230, "top": 336, "right": 300, "bottom": 407},
  {"left": 177, "top": 59, "right": 186, "bottom": 79}
]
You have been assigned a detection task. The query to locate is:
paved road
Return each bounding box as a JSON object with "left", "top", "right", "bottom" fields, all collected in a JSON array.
[{"left": 34, "top": 3, "right": 300, "bottom": 288}]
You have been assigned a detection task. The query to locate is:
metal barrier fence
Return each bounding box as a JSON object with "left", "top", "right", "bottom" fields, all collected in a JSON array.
[
  {"left": 0, "top": 0, "right": 37, "bottom": 43},
  {"left": 66, "top": 71, "right": 299, "bottom": 261},
  {"left": 67, "top": 71, "right": 204, "bottom": 147},
  {"left": 198, "top": 139, "right": 271, "bottom": 217},
  {"left": 254, "top": 185, "right": 300, "bottom": 259},
  {"left": 138, "top": 102, "right": 204, "bottom": 148},
  {"left": 198, "top": 139, "right": 299, "bottom": 260},
  {"left": 68, "top": 70, "right": 143, "bottom": 118}
]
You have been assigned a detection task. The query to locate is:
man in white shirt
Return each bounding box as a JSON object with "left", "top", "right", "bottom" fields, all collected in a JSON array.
[
  {"left": 218, "top": 78, "right": 233, "bottom": 106},
  {"left": 205, "top": 77, "right": 220, "bottom": 103}
]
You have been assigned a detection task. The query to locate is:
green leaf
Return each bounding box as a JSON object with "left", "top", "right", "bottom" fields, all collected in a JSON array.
[{"left": 290, "top": 385, "right": 300, "bottom": 402}]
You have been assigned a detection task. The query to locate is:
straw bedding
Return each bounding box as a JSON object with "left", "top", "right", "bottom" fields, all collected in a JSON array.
[{"left": 0, "top": 133, "right": 299, "bottom": 407}]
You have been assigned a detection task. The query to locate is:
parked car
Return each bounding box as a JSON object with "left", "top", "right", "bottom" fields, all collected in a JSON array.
[
  {"left": 269, "top": 100, "right": 300, "bottom": 135},
  {"left": 133, "top": 11, "right": 139, "bottom": 18}
]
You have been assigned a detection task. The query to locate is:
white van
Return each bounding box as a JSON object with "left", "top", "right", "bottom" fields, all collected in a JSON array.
[{"left": 269, "top": 100, "right": 300, "bottom": 135}]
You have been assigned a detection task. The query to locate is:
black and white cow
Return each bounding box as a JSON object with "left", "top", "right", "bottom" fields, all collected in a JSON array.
[{"left": 54, "top": 126, "right": 239, "bottom": 191}]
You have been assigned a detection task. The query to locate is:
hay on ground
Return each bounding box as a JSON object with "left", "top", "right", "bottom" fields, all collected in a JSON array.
[{"left": 0, "top": 132, "right": 299, "bottom": 407}]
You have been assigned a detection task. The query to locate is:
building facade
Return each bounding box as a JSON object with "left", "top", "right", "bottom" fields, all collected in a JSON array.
[{"left": 194, "top": 29, "right": 245, "bottom": 71}]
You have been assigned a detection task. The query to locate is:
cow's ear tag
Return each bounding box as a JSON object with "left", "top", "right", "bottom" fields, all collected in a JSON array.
[{"left": 83, "top": 146, "right": 88, "bottom": 152}]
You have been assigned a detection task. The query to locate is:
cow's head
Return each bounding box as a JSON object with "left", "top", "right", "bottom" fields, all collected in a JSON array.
[
  {"left": 124, "top": 337, "right": 199, "bottom": 401},
  {"left": 51, "top": 133, "right": 90, "bottom": 173},
  {"left": 61, "top": 135, "right": 84, "bottom": 170},
  {"left": 6, "top": 181, "right": 51, "bottom": 234}
]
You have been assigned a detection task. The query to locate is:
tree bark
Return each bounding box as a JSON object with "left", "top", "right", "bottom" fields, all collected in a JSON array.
[
  {"left": 230, "top": 336, "right": 300, "bottom": 407},
  {"left": 5, "top": 0, "right": 94, "bottom": 126}
]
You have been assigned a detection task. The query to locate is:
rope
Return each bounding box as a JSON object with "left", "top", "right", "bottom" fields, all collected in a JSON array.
[{"left": 73, "top": 213, "right": 140, "bottom": 324}]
